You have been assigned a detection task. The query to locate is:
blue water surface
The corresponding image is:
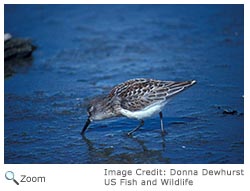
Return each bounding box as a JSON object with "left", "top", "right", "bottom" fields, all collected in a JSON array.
[{"left": 4, "top": 4, "right": 243, "bottom": 164}]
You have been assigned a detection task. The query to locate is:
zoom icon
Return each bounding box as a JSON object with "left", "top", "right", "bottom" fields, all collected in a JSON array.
[{"left": 5, "top": 171, "right": 19, "bottom": 185}]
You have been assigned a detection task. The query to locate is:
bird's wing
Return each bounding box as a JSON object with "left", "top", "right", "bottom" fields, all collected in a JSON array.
[
  {"left": 120, "top": 81, "right": 195, "bottom": 111},
  {"left": 109, "top": 79, "right": 195, "bottom": 112},
  {"left": 118, "top": 80, "right": 171, "bottom": 111}
]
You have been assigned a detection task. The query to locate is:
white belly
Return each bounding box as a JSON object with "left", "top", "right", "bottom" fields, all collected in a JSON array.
[{"left": 120, "top": 101, "right": 168, "bottom": 120}]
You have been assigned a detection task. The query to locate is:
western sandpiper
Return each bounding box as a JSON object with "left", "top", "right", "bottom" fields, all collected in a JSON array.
[{"left": 81, "top": 78, "right": 196, "bottom": 136}]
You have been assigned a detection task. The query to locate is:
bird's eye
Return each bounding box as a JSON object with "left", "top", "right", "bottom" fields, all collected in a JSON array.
[{"left": 89, "top": 106, "right": 94, "bottom": 112}]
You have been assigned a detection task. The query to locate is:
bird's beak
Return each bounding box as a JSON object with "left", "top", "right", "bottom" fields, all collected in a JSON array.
[{"left": 81, "top": 118, "right": 91, "bottom": 135}]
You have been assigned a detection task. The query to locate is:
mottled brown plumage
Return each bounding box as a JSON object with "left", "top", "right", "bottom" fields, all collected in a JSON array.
[{"left": 81, "top": 78, "right": 196, "bottom": 136}]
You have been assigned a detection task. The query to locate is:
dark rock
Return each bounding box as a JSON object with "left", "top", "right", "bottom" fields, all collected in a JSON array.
[
  {"left": 4, "top": 36, "right": 36, "bottom": 78},
  {"left": 222, "top": 109, "right": 238, "bottom": 115},
  {"left": 4, "top": 38, "right": 36, "bottom": 60},
  {"left": 215, "top": 105, "right": 242, "bottom": 116}
]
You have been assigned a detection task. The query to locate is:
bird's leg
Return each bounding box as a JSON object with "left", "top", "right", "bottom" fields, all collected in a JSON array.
[
  {"left": 127, "top": 120, "right": 144, "bottom": 136},
  {"left": 159, "top": 112, "right": 167, "bottom": 135}
]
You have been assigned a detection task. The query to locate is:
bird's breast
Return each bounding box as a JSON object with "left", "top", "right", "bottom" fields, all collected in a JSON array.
[{"left": 119, "top": 101, "right": 168, "bottom": 120}]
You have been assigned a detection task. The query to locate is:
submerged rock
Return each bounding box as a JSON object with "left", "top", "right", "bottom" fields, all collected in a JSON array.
[
  {"left": 4, "top": 33, "right": 36, "bottom": 78},
  {"left": 215, "top": 105, "right": 242, "bottom": 116},
  {"left": 222, "top": 109, "right": 238, "bottom": 115}
]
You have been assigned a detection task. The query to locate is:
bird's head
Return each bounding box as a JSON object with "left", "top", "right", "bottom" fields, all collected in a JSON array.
[{"left": 81, "top": 96, "right": 113, "bottom": 135}]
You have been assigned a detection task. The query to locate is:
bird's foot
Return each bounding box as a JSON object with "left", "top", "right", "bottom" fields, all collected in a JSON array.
[{"left": 161, "top": 130, "right": 168, "bottom": 136}]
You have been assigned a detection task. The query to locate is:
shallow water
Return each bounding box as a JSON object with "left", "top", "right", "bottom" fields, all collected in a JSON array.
[{"left": 4, "top": 5, "right": 243, "bottom": 164}]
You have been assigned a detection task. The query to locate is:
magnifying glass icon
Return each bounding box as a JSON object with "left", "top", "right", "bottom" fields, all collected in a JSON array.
[{"left": 5, "top": 171, "right": 19, "bottom": 185}]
